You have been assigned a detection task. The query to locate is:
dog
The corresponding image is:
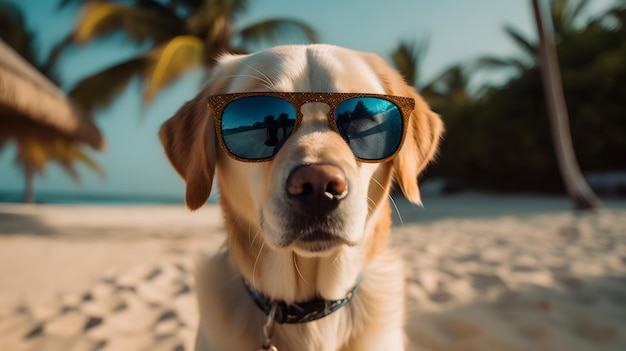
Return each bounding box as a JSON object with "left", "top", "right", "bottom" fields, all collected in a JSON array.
[{"left": 159, "top": 44, "right": 442, "bottom": 351}]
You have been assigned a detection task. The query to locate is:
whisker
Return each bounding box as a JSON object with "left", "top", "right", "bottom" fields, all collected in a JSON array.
[
  {"left": 388, "top": 194, "right": 403, "bottom": 226},
  {"left": 252, "top": 241, "right": 265, "bottom": 290},
  {"left": 369, "top": 177, "right": 387, "bottom": 193},
  {"left": 224, "top": 74, "right": 275, "bottom": 91},
  {"left": 249, "top": 225, "right": 262, "bottom": 250},
  {"left": 243, "top": 62, "right": 276, "bottom": 89},
  {"left": 371, "top": 177, "right": 403, "bottom": 226},
  {"left": 238, "top": 61, "right": 277, "bottom": 90},
  {"left": 366, "top": 196, "right": 376, "bottom": 212},
  {"left": 292, "top": 252, "right": 309, "bottom": 286}
]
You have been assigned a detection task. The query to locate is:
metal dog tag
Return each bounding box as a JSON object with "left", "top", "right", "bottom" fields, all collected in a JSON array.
[{"left": 258, "top": 303, "right": 279, "bottom": 351}]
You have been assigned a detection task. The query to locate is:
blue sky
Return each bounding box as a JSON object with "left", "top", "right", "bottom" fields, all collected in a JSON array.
[{"left": 0, "top": 0, "right": 618, "bottom": 200}]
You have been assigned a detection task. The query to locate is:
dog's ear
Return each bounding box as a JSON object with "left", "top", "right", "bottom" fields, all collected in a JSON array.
[
  {"left": 364, "top": 53, "right": 444, "bottom": 205},
  {"left": 393, "top": 89, "right": 443, "bottom": 204},
  {"left": 159, "top": 90, "right": 216, "bottom": 210},
  {"left": 159, "top": 54, "right": 243, "bottom": 210}
]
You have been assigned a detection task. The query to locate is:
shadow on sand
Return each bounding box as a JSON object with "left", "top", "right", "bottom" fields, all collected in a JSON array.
[
  {"left": 391, "top": 193, "right": 626, "bottom": 225},
  {"left": 406, "top": 274, "right": 626, "bottom": 351},
  {"left": 0, "top": 212, "right": 55, "bottom": 235}
]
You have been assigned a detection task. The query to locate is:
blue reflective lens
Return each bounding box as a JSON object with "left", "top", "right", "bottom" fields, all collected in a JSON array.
[
  {"left": 335, "top": 97, "right": 404, "bottom": 160},
  {"left": 221, "top": 96, "right": 297, "bottom": 160}
]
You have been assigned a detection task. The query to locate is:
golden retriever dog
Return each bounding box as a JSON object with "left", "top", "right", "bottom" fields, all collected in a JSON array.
[{"left": 159, "top": 44, "right": 442, "bottom": 351}]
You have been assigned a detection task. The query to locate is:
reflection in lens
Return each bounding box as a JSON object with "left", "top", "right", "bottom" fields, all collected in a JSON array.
[
  {"left": 335, "top": 97, "right": 403, "bottom": 160},
  {"left": 221, "top": 96, "right": 296, "bottom": 160}
]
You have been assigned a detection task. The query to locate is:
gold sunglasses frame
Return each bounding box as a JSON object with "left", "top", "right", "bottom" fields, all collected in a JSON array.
[{"left": 207, "top": 92, "right": 415, "bottom": 163}]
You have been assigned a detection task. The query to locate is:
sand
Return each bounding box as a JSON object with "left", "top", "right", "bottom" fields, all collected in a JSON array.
[{"left": 0, "top": 194, "right": 625, "bottom": 351}]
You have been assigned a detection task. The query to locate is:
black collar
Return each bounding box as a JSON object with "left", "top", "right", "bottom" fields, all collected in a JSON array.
[{"left": 243, "top": 275, "right": 362, "bottom": 324}]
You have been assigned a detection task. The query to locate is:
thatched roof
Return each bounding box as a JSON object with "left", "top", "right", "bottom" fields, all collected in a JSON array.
[{"left": 0, "top": 38, "right": 104, "bottom": 150}]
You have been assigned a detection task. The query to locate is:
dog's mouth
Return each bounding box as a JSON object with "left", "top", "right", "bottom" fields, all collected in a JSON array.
[
  {"left": 260, "top": 194, "right": 364, "bottom": 255},
  {"left": 285, "top": 229, "right": 357, "bottom": 253},
  {"left": 300, "top": 230, "right": 339, "bottom": 242}
]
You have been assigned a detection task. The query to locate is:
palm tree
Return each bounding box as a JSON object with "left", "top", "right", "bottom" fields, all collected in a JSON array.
[
  {"left": 53, "top": 0, "right": 318, "bottom": 112},
  {"left": 391, "top": 38, "right": 454, "bottom": 99},
  {"left": 531, "top": 0, "right": 601, "bottom": 210},
  {"left": 425, "top": 65, "right": 474, "bottom": 102},
  {"left": 476, "top": 25, "right": 538, "bottom": 74},
  {"left": 391, "top": 39, "right": 473, "bottom": 106},
  {"left": 0, "top": 2, "right": 104, "bottom": 203},
  {"left": 10, "top": 137, "right": 104, "bottom": 203},
  {"left": 477, "top": 0, "right": 592, "bottom": 73},
  {"left": 470, "top": 0, "right": 602, "bottom": 209}
]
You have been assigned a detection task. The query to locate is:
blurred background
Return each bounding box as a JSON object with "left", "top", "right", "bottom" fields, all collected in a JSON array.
[
  {"left": 0, "top": 0, "right": 625, "bottom": 205},
  {"left": 2, "top": 2, "right": 626, "bottom": 350}
]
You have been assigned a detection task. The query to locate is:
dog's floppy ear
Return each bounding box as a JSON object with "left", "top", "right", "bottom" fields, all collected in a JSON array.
[
  {"left": 365, "top": 53, "right": 444, "bottom": 205},
  {"left": 159, "top": 54, "right": 243, "bottom": 210},
  {"left": 159, "top": 90, "right": 216, "bottom": 210},
  {"left": 394, "top": 90, "right": 443, "bottom": 204}
]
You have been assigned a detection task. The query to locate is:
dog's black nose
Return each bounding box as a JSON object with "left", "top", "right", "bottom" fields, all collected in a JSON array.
[{"left": 286, "top": 164, "right": 348, "bottom": 214}]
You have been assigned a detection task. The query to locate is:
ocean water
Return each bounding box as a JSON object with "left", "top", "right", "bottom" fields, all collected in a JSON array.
[{"left": 0, "top": 190, "right": 207, "bottom": 205}]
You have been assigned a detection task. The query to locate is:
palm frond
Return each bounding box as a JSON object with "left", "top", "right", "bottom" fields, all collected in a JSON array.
[
  {"left": 474, "top": 57, "right": 512, "bottom": 68},
  {"left": 41, "top": 33, "right": 74, "bottom": 77},
  {"left": 434, "top": 66, "right": 466, "bottom": 87},
  {"left": 504, "top": 25, "right": 537, "bottom": 59},
  {"left": 607, "top": 7, "right": 626, "bottom": 25},
  {"left": 49, "top": 141, "right": 80, "bottom": 181},
  {"left": 550, "top": 0, "right": 568, "bottom": 23},
  {"left": 185, "top": 0, "right": 247, "bottom": 36},
  {"left": 551, "top": 0, "right": 568, "bottom": 34},
  {"left": 569, "top": 0, "right": 591, "bottom": 23},
  {"left": 143, "top": 35, "right": 204, "bottom": 103},
  {"left": 193, "top": 0, "right": 249, "bottom": 19},
  {"left": 15, "top": 138, "right": 48, "bottom": 174},
  {"left": 47, "top": 139, "right": 104, "bottom": 181},
  {"left": 0, "top": 2, "right": 62, "bottom": 83},
  {"left": 68, "top": 56, "right": 149, "bottom": 112},
  {"left": 391, "top": 38, "right": 428, "bottom": 87},
  {"left": 75, "top": 2, "right": 181, "bottom": 45},
  {"left": 550, "top": 0, "right": 592, "bottom": 34},
  {"left": 391, "top": 42, "right": 417, "bottom": 87},
  {"left": 474, "top": 56, "right": 528, "bottom": 72},
  {"left": 71, "top": 145, "right": 105, "bottom": 178},
  {"left": 237, "top": 19, "right": 318, "bottom": 49},
  {"left": 14, "top": 136, "right": 104, "bottom": 183},
  {"left": 424, "top": 65, "right": 470, "bottom": 99},
  {"left": 0, "top": 2, "right": 37, "bottom": 65}
]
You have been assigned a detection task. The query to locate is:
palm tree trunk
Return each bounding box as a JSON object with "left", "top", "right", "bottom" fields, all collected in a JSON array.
[
  {"left": 531, "top": 0, "right": 602, "bottom": 210},
  {"left": 23, "top": 164, "right": 35, "bottom": 203}
]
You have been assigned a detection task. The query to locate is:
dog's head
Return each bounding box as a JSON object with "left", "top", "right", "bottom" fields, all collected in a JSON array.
[{"left": 160, "top": 44, "right": 442, "bottom": 259}]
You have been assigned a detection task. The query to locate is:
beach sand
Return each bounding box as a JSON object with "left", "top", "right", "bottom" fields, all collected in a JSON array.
[{"left": 0, "top": 195, "right": 625, "bottom": 350}]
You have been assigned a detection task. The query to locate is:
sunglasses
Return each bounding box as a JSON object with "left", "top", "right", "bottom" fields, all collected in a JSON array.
[{"left": 207, "top": 92, "right": 415, "bottom": 163}]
